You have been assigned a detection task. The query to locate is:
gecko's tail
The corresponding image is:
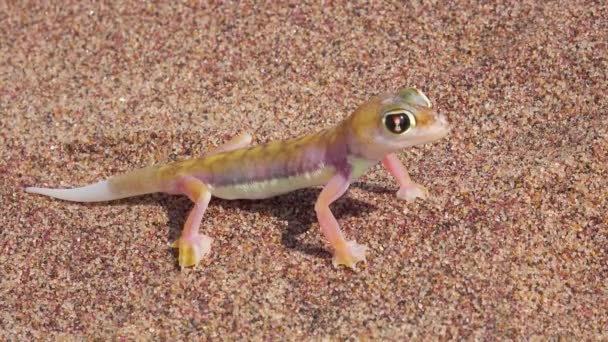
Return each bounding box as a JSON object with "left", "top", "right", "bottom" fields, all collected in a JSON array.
[
  {"left": 25, "top": 165, "right": 165, "bottom": 203},
  {"left": 25, "top": 180, "right": 119, "bottom": 202}
]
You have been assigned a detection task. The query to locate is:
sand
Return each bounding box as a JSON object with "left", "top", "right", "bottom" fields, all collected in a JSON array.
[{"left": 1, "top": 1, "right": 606, "bottom": 340}]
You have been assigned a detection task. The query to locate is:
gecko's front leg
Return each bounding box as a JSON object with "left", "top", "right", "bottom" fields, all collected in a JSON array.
[
  {"left": 315, "top": 173, "right": 367, "bottom": 270},
  {"left": 382, "top": 153, "right": 429, "bottom": 202},
  {"left": 171, "top": 176, "right": 213, "bottom": 268}
]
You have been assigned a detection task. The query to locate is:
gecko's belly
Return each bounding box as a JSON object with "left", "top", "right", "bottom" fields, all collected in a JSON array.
[{"left": 208, "top": 167, "right": 334, "bottom": 200}]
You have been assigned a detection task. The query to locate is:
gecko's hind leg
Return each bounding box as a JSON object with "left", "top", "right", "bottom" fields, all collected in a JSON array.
[
  {"left": 206, "top": 132, "right": 252, "bottom": 156},
  {"left": 171, "top": 177, "right": 213, "bottom": 268}
]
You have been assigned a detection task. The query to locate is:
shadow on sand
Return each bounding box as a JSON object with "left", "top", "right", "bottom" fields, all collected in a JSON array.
[{"left": 91, "top": 181, "right": 391, "bottom": 267}]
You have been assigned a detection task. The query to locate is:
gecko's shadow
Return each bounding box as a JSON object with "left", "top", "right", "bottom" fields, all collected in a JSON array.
[
  {"left": 232, "top": 187, "right": 378, "bottom": 258},
  {"left": 103, "top": 183, "right": 380, "bottom": 264},
  {"left": 352, "top": 181, "right": 395, "bottom": 195}
]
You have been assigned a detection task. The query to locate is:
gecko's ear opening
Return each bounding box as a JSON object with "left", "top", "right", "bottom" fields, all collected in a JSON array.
[{"left": 399, "top": 88, "right": 432, "bottom": 108}]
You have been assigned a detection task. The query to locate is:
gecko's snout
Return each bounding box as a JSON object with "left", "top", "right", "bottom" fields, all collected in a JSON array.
[
  {"left": 437, "top": 113, "right": 450, "bottom": 132},
  {"left": 429, "top": 112, "right": 451, "bottom": 140},
  {"left": 438, "top": 113, "right": 449, "bottom": 126}
]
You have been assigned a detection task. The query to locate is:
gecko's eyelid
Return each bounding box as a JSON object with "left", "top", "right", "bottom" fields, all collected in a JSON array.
[
  {"left": 382, "top": 110, "right": 416, "bottom": 135},
  {"left": 398, "top": 88, "right": 432, "bottom": 108}
]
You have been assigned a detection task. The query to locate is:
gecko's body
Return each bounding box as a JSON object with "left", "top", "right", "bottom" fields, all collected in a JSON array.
[
  {"left": 169, "top": 129, "right": 348, "bottom": 200},
  {"left": 27, "top": 88, "right": 449, "bottom": 270}
]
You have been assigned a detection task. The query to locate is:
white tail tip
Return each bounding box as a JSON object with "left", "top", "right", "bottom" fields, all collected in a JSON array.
[{"left": 25, "top": 180, "right": 117, "bottom": 202}]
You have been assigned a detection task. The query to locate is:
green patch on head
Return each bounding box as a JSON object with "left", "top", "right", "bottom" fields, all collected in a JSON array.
[{"left": 398, "top": 88, "right": 432, "bottom": 108}]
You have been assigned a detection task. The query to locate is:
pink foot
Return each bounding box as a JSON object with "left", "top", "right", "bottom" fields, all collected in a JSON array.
[
  {"left": 171, "top": 233, "right": 213, "bottom": 268},
  {"left": 396, "top": 182, "right": 429, "bottom": 203},
  {"left": 332, "top": 240, "right": 368, "bottom": 271}
]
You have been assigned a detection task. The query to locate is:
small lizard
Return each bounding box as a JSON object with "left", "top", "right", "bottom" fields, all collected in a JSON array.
[{"left": 26, "top": 88, "right": 449, "bottom": 270}]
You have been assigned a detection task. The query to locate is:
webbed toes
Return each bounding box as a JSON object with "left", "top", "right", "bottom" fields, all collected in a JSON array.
[
  {"left": 332, "top": 240, "right": 368, "bottom": 271},
  {"left": 396, "top": 183, "right": 429, "bottom": 202},
  {"left": 171, "top": 234, "right": 213, "bottom": 268}
]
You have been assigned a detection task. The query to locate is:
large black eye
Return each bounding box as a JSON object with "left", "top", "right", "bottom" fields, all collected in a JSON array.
[{"left": 383, "top": 111, "right": 416, "bottom": 134}]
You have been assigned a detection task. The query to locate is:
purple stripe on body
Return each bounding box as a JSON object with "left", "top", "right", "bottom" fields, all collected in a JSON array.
[{"left": 197, "top": 128, "right": 351, "bottom": 187}]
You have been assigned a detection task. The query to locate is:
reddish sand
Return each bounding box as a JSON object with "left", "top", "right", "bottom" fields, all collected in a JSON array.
[{"left": 1, "top": 1, "right": 606, "bottom": 339}]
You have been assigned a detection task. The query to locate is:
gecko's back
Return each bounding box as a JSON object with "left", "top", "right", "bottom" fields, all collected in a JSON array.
[{"left": 161, "top": 126, "right": 349, "bottom": 199}]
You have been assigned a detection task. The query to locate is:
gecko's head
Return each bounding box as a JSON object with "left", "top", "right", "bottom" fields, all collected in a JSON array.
[{"left": 349, "top": 87, "right": 450, "bottom": 158}]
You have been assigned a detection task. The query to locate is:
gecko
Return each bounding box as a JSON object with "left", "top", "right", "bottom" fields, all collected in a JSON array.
[{"left": 26, "top": 88, "right": 450, "bottom": 270}]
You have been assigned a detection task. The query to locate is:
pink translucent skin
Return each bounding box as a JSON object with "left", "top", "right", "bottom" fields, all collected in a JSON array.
[
  {"left": 171, "top": 176, "right": 213, "bottom": 268},
  {"left": 315, "top": 174, "right": 349, "bottom": 253},
  {"left": 382, "top": 153, "right": 413, "bottom": 187},
  {"left": 382, "top": 153, "right": 429, "bottom": 203},
  {"left": 315, "top": 174, "right": 368, "bottom": 270},
  {"left": 206, "top": 132, "right": 253, "bottom": 156}
]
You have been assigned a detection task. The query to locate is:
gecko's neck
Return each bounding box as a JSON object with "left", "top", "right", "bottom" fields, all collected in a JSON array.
[{"left": 323, "top": 122, "right": 380, "bottom": 180}]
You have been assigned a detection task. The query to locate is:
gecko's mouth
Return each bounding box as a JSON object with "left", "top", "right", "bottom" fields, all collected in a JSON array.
[{"left": 400, "top": 113, "right": 450, "bottom": 147}]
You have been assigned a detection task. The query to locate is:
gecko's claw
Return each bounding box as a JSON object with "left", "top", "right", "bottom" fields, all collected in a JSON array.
[
  {"left": 332, "top": 240, "right": 368, "bottom": 271},
  {"left": 171, "top": 233, "right": 213, "bottom": 268},
  {"left": 396, "top": 182, "right": 429, "bottom": 203}
]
